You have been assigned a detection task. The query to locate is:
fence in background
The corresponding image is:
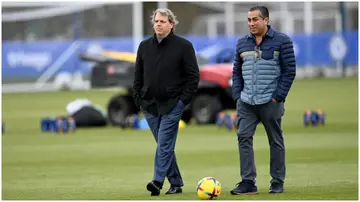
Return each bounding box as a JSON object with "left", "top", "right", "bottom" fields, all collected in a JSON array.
[{"left": 2, "top": 2, "right": 358, "bottom": 42}]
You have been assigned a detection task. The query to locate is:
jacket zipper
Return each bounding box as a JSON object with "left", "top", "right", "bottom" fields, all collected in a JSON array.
[{"left": 252, "top": 35, "right": 266, "bottom": 105}]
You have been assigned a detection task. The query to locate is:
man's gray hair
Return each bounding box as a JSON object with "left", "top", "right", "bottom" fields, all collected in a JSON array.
[{"left": 150, "top": 8, "right": 179, "bottom": 26}]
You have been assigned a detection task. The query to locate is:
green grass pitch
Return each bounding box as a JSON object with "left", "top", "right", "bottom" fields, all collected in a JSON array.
[{"left": 2, "top": 77, "right": 358, "bottom": 200}]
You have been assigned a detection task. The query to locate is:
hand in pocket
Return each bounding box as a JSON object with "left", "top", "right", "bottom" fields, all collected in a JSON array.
[{"left": 178, "top": 99, "right": 185, "bottom": 108}]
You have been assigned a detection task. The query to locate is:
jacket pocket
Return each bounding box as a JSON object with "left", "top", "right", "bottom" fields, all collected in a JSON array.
[
  {"left": 261, "top": 47, "right": 275, "bottom": 60},
  {"left": 166, "top": 86, "right": 182, "bottom": 98}
]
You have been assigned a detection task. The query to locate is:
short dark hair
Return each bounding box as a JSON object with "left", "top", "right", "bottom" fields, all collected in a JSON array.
[{"left": 249, "top": 5, "right": 269, "bottom": 19}]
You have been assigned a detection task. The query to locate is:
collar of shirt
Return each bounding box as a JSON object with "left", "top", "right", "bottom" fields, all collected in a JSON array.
[
  {"left": 247, "top": 25, "right": 274, "bottom": 40},
  {"left": 152, "top": 31, "right": 174, "bottom": 45}
]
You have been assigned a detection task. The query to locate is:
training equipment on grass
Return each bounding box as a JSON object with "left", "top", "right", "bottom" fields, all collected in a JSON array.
[
  {"left": 123, "top": 114, "right": 140, "bottom": 129},
  {"left": 179, "top": 120, "right": 187, "bottom": 130},
  {"left": 122, "top": 114, "right": 186, "bottom": 130},
  {"left": 216, "top": 112, "right": 236, "bottom": 131},
  {"left": 122, "top": 114, "right": 150, "bottom": 130},
  {"left": 196, "top": 177, "right": 221, "bottom": 200},
  {"left": 303, "top": 109, "right": 325, "bottom": 127},
  {"left": 41, "top": 116, "right": 76, "bottom": 134}
]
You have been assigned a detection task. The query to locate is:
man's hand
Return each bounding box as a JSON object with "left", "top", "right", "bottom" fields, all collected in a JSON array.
[{"left": 272, "top": 98, "right": 278, "bottom": 103}]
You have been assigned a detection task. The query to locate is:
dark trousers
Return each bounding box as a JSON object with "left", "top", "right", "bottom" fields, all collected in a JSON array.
[
  {"left": 235, "top": 99, "right": 285, "bottom": 184},
  {"left": 143, "top": 99, "right": 184, "bottom": 186}
]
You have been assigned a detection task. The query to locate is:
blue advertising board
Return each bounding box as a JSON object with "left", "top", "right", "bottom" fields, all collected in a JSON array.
[{"left": 2, "top": 31, "right": 358, "bottom": 83}]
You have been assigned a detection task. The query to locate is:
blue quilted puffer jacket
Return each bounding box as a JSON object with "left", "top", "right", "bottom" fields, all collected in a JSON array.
[{"left": 232, "top": 25, "right": 296, "bottom": 105}]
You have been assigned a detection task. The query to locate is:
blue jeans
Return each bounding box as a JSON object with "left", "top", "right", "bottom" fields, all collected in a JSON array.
[{"left": 143, "top": 99, "right": 185, "bottom": 186}]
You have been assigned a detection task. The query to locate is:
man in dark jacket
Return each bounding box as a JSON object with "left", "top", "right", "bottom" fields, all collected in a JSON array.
[
  {"left": 230, "top": 6, "right": 296, "bottom": 195},
  {"left": 133, "top": 8, "right": 199, "bottom": 196}
]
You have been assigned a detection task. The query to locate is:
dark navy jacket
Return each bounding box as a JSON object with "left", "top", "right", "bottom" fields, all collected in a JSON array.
[{"left": 232, "top": 25, "right": 296, "bottom": 105}]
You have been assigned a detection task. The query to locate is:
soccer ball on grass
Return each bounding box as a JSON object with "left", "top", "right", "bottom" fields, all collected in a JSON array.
[{"left": 196, "top": 177, "right": 221, "bottom": 200}]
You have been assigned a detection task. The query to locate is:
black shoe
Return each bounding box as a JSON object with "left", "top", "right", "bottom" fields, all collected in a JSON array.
[
  {"left": 165, "top": 185, "right": 182, "bottom": 194},
  {"left": 269, "top": 182, "right": 284, "bottom": 193},
  {"left": 146, "top": 181, "right": 162, "bottom": 196},
  {"left": 230, "top": 180, "right": 258, "bottom": 195}
]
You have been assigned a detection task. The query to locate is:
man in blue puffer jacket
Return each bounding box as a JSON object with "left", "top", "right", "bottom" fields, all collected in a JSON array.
[{"left": 230, "top": 5, "right": 296, "bottom": 195}]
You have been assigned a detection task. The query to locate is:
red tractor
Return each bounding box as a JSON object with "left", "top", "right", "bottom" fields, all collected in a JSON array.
[
  {"left": 188, "top": 63, "right": 234, "bottom": 124},
  {"left": 80, "top": 51, "right": 235, "bottom": 125}
]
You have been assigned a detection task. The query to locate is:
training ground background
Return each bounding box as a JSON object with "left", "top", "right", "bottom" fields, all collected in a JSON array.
[{"left": 2, "top": 77, "right": 358, "bottom": 200}]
